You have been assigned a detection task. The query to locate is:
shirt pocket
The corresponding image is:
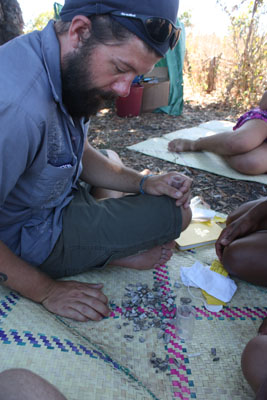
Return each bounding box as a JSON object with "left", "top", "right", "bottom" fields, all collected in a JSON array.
[{"left": 30, "top": 162, "right": 76, "bottom": 208}]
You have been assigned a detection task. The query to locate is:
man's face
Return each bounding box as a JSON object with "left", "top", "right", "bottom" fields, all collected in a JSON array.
[{"left": 61, "top": 35, "right": 160, "bottom": 119}]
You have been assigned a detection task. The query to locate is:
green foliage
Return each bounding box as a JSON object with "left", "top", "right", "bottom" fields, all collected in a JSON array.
[
  {"left": 183, "top": 0, "right": 267, "bottom": 110},
  {"left": 179, "top": 11, "right": 193, "bottom": 29},
  {"left": 217, "top": 0, "right": 267, "bottom": 108},
  {"left": 24, "top": 10, "right": 54, "bottom": 33}
]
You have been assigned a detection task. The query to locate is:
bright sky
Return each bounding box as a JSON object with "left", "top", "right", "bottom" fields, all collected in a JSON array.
[
  {"left": 19, "top": 0, "right": 57, "bottom": 24},
  {"left": 17, "top": 0, "right": 244, "bottom": 36},
  {"left": 179, "top": 0, "right": 230, "bottom": 36}
]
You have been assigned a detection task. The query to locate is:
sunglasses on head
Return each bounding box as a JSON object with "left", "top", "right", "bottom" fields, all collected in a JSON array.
[{"left": 110, "top": 11, "right": 181, "bottom": 50}]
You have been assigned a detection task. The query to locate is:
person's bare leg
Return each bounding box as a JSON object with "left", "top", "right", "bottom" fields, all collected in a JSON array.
[
  {"left": 258, "top": 317, "right": 267, "bottom": 335},
  {"left": 109, "top": 206, "right": 192, "bottom": 270},
  {"left": 222, "top": 231, "right": 267, "bottom": 286},
  {"left": 225, "top": 142, "right": 267, "bottom": 175},
  {"left": 241, "top": 335, "right": 267, "bottom": 397},
  {"left": 168, "top": 119, "right": 267, "bottom": 161},
  {"left": 225, "top": 199, "right": 263, "bottom": 226},
  {"left": 0, "top": 369, "right": 67, "bottom": 400},
  {"left": 92, "top": 149, "right": 151, "bottom": 199}
]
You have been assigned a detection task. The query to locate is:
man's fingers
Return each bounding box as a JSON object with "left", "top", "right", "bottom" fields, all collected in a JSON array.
[
  {"left": 81, "top": 286, "right": 109, "bottom": 304},
  {"left": 72, "top": 296, "right": 110, "bottom": 321},
  {"left": 175, "top": 190, "right": 191, "bottom": 207},
  {"left": 44, "top": 294, "right": 110, "bottom": 322},
  {"left": 86, "top": 283, "right": 104, "bottom": 288},
  {"left": 42, "top": 280, "right": 111, "bottom": 322},
  {"left": 63, "top": 307, "right": 91, "bottom": 322},
  {"left": 80, "top": 294, "right": 110, "bottom": 317},
  {"left": 170, "top": 175, "right": 192, "bottom": 191},
  {"left": 63, "top": 304, "right": 106, "bottom": 322}
]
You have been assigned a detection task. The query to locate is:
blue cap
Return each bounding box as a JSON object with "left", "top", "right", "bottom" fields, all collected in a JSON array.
[{"left": 60, "top": 0, "right": 179, "bottom": 56}]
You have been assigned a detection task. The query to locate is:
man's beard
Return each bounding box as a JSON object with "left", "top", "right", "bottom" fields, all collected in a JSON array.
[{"left": 61, "top": 44, "right": 116, "bottom": 120}]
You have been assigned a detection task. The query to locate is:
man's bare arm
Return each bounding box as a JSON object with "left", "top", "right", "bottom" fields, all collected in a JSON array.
[
  {"left": 0, "top": 240, "right": 110, "bottom": 321},
  {"left": 80, "top": 140, "right": 143, "bottom": 193},
  {"left": 0, "top": 240, "right": 54, "bottom": 302},
  {"left": 81, "top": 140, "right": 192, "bottom": 206}
]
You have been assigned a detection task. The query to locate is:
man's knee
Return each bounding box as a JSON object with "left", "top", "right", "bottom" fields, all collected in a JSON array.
[
  {"left": 105, "top": 149, "right": 123, "bottom": 165},
  {"left": 181, "top": 206, "right": 192, "bottom": 231}
]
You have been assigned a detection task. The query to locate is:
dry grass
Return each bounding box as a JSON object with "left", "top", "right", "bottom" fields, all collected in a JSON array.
[{"left": 183, "top": 31, "right": 267, "bottom": 110}]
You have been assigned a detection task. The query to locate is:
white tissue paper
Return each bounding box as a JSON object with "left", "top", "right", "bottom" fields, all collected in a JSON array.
[
  {"left": 180, "top": 261, "right": 237, "bottom": 303},
  {"left": 192, "top": 207, "right": 216, "bottom": 221},
  {"left": 190, "top": 196, "right": 216, "bottom": 221}
]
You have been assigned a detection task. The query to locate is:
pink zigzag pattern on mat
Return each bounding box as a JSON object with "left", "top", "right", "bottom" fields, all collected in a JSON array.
[
  {"left": 194, "top": 306, "right": 267, "bottom": 319},
  {"left": 154, "top": 264, "right": 193, "bottom": 400}
]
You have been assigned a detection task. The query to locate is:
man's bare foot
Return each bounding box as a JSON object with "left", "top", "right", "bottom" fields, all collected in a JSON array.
[
  {"left": 168, "top": 139, "right": 197, "bottom": 153},
  {"left": 109, "top": 241, "right": 176, "bottom": 270}
]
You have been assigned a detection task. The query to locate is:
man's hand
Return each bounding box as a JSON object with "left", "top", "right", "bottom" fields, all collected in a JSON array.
[
  {"left": 216, "top": 198, "right": 267, "bottom": 261},
  {"left": 215, "top": 211, "right": 256, "bottom": 262},
  {"left": 142, "top": 172, "right": 192, "bottom": 208},
  {"left": 41, "top": 281, "right": 110, "bottom": 322}
]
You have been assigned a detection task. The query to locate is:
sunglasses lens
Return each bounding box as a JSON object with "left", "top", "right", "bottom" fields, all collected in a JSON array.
[
  {"left": 111, "top": 12, "right": 181, "bottom": 49},
  {"left": 146, "top": 18, "right": 173, "bottom": 42},
  {"left": 146, "top": 18, "right": 180, "bottom": 49},
  {"left": 170, "top": 27, "right": 181, "bottom": 49}
]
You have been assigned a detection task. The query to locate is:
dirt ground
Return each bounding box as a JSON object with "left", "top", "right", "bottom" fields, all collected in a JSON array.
[{"left": 89, "top": 100, "right": 267, "bottom": 216}]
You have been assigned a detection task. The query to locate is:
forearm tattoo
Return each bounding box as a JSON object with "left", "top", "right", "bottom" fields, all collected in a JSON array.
[{"left": 0, "top": 273, "right": 8, "bottom": 282}]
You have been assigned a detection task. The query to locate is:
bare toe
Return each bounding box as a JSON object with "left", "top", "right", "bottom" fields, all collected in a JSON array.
[
  {"left": 160, "top": 248, "right": 173, "bottom": 264},
  {"left": 168, "top": 140, "right": 178, "bottom": 152},
  {"left": 163, "top": 241, "right": 176, "bottom": 250},
  {"left": 141, "top": 169, "right": 151, "bottom": 176},
  {"left": 168, "top": 139, "right": 195, "bottom": 152}
]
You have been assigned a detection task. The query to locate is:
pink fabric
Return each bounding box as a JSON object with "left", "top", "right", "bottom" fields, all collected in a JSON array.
[{"left": 233, "top": 107, "right": 267, "bottom": 130}]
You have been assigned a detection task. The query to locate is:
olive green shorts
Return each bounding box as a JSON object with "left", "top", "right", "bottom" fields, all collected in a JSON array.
[{"left": 39, "top": 182, "right": 182, "bottom": 278}]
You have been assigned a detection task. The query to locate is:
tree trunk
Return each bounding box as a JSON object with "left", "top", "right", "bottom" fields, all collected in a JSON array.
[
  {"left": 225, "top": 0, "right": 262, "bottom": 96},
  {"left": 0, "top": 0, "right": 24, "bottom": 45},
  {"left": 206, "top": 57, "right": 218, "bottom": 93}
]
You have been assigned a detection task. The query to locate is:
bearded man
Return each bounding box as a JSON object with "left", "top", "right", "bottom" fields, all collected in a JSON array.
[{"left": 0, "top": 0, "right": 192, "bottom": 322}]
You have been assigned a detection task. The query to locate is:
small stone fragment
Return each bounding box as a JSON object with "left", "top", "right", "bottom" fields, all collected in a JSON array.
[
  {"left": 163, "top": 333, "right": 171, "bottom": 344},
  {"left": 157, "top": 331, "right": 164, "bottom": 339},
  {"left": 211, "top": 348, "right": 216, "bottom": 356},
  {"left": 213, "top": 357, "right": 220, "bottom": 362},
  {"left": 174, "top": 281, "right": 181, "bottom": 289},
  {"left": 139, "top": 337, "right": 145, "bottom": 343},
  {"left": 173, "top": 358, "right": 180, "bottom": 368},
  {"left": 124, "top": 335, "right": 134, "bottom": 341},
  {"left": 180, "top": 297, "right": 192, "bottom": 305},
  {"left": 115, "top": 323, "right": 121, "bottom": 329}
]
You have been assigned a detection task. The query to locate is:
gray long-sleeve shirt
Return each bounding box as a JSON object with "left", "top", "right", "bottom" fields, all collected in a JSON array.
[{"left": 0, "top": 21, "right": 88, "bottom": 265}]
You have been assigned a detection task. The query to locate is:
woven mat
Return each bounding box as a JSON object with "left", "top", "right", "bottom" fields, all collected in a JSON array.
[
  {"left": 1, "top": 244, "right": 266, "bottom": 399},
  {"left": 127, "top": 120, "right": 267, "bottom": 185}
]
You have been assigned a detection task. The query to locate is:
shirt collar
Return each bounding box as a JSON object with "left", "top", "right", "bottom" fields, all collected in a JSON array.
[{"left": 40, "top": 20, "right": 63, "bottom": 106}]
